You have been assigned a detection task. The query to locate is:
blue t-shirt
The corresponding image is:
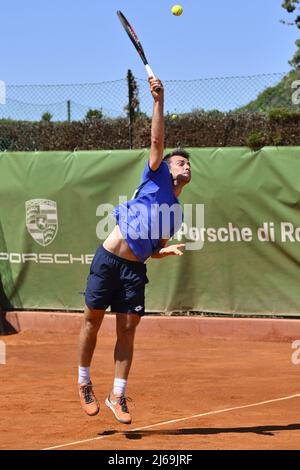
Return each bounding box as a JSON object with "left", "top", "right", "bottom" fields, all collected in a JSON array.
[{"left": 113, "top": 161, "right": 183, "bottom": 262}]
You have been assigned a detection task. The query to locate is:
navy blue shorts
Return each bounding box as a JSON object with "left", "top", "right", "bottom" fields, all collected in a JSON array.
[{"left": 85, "top": 245, "right": 149, "bottom": 316}]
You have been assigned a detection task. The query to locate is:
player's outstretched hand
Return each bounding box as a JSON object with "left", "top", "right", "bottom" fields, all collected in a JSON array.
[
  {"left": 162, "top": 244, "right": 185, "bottom": 256},
  {"left": 148, "top": 77, "right": 164, "bottom": 102}
]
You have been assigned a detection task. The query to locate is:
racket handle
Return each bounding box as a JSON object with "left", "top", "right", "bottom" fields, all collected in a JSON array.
[{"left": 145, "top": 64, "right": 161, "bottom": 92}]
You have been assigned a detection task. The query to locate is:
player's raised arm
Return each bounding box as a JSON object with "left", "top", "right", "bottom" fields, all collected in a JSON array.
[{"left": 149, "top": 77, "right": 164, "bottom": 171}]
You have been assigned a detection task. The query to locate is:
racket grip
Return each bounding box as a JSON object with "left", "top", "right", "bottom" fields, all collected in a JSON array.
[{"left": 145, "top": 64, "right": 161, "bottom": 92}]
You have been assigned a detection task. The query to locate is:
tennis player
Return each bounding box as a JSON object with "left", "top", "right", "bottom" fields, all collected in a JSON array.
[{"left": 78, "top": 77, "right": 191, "bottom": 424}]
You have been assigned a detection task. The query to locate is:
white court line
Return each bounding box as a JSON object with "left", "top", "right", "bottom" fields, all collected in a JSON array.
[{"left": 42, "top": 393, "right": 300, "bottom": 450}]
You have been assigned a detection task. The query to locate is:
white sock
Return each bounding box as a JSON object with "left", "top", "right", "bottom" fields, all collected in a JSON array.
[
  {"left": 113, "top": 378, "right": 127, "bottom": 397},
  {"left": 78, "top": 366, "right": 91, "bottom": 385}
]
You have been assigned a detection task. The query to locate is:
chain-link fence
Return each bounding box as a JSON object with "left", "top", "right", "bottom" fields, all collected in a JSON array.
[{"left": 0, "top": 71, "right": 298, "bottom": 122}]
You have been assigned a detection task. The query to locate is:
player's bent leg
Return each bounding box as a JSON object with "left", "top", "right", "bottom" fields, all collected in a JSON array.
[
  {"left": 114, "top": 312, "right": 141, "bottom": 379},
  {"left": 105, "top": 312, "right": 141, "bottom": 424},
  {"left": 78, "top": 304, "right": 105, "bottom": 366},
  {"left": 78, "top": 304, "right": 105, "bottom": 416}
]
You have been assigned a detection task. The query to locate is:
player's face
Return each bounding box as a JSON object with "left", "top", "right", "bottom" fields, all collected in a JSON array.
[{"left": 169, "top": 156, "right": 191, "bottom": 184}]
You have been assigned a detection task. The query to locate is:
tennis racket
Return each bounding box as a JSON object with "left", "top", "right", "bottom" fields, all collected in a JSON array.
[{"left": 117, "top": 10, "right": 161, "bottom": 92}]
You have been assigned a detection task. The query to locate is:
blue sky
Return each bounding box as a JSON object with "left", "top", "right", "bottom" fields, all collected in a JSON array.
[{"left": 1, "top": 0, "right": 299, "bottom": 85}]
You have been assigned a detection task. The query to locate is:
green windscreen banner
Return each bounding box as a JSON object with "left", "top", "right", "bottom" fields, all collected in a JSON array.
[{"left": 1, "top": 147, "right": 300, "bottom": 316}]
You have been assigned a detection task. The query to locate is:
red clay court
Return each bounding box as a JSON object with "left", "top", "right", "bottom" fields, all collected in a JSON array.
[{"left": 0, "top": 312, "right": 300, "bottom": 450}]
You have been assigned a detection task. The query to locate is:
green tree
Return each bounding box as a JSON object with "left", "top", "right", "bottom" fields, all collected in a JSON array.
[
  {"left": 281, "top": 1, "right": 300, "bottom": 22},
  {"left": 124, "top": 69, "right": 140, "bottom": 120},
  {"left": 282, "top": 0, "right": 300, "bottom": 68},
  {"left": 41, "top": 112, "right": 53, "bottom": 122},
  {"left": 289, "top": 39, "right": 300, "bottom": 68},
  {"left": 85, "top": 109, "right": 103, "bottom": 121}
]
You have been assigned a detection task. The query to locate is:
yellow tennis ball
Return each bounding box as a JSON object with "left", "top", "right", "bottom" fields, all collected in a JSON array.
[
  {"left": 171, "top": 114, "right": 178, "bottom": 120},
  {"left": 172, "top": 5, "right": 183, "bottom": 16}
]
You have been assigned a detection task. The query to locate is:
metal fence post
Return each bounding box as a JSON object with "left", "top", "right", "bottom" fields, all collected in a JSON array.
[{"left": 67, "top": 100, "right": 71, "bottom": 122}]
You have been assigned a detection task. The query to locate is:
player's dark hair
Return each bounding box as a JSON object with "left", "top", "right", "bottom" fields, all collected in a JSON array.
[{"left": 163, "top": 149, "right": 190, "bottom": 165}]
